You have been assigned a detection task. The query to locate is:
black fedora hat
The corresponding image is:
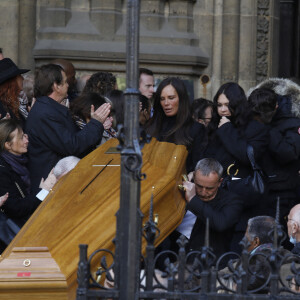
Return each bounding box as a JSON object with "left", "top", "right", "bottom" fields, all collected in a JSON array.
[{"left": 0, "top": 58, "right": 30, "bottom": 85}]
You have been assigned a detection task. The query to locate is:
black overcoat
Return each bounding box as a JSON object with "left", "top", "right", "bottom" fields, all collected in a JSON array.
[
  {"left": 0, "top": 156, "right": 41, "bottom": 227},
  {"left": 204, "top": 120, "right": 269, "bottom": 178},
  {"left": 187, "top": 188, "right": 243, "bottom": 258},
  {"left": 26, "top": 96, "right": 104, "bottom": 192},
  {"left": 263, "top": 97, "right": 300, "bottom": 193}
]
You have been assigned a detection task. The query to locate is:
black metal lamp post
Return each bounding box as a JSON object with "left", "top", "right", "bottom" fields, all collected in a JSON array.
[{"left": 114, "top": 1, "right": 142, "bottom": 299}]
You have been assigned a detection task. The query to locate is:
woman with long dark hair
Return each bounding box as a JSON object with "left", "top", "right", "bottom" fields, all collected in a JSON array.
[
  {"left": 146, "top": 77, "right": 205, "bottom": 172},
  {"left": 206, "top": 82, "right": 268, "bottom": 178},
  {"left": 204, "top": 82, "right": 269, "bottom": 253}
]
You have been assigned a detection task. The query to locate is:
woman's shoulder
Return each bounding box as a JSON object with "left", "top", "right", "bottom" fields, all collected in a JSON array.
[
  {"left": 189, "top": 120, "right": 205, "bottom": 136},
  {"left": 245, "top": 119, "right": 269, "bottom": 133},
  {"left": 0, "top": 156, "right": 8, "bottom": 169},
  {"left": 0, "top": 157, "right": 15, "bottom": 184}
]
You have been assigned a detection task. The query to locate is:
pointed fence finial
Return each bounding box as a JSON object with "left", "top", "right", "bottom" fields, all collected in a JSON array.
[
  {"left": 205, "top": 218, "right": 209, "bottom": 247},
  {"left": 274, "top": 197, "right": 280, "bottom": 248},
  {"left": 275, "top": 196, "right": 280, "bottom": 225},
  {"left": 149, "top": 193, "right": 154, "bottom": 221}
]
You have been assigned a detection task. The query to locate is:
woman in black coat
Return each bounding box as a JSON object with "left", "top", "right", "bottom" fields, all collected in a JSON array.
[
  {"left": 146, "top": 77, "right": 205, "bottom": 172},
  {"left": 248, "top": 80, "right": 300, "bottom": 246},
  {"left": 0, "top": 119, "right": 56, "bottom": 252},
  {"left": 205, "top": 82, "right": 268, "bottom": 178},
  {"left": 204, "top": 82, "right": 269, "bottom": 253}
]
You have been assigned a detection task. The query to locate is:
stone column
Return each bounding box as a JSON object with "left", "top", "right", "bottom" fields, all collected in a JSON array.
[
  {"left": 38, "top": 0, "right": 69, "bottom": 28},
  {"left": 238, "top": 0, "right": 257, "bottom": 91},
  {"left": 0, "top": 0, "right": 19, "bottom": 62},
  {"left": 168, "top": 0, "right": 195, "bottom": 33},
  {"left": 221, "top": 0, "right": 240, "bottom": 83},
  {"left": 18, "top": 0, "right": 36, "bottom": 69},
  {"left": 211, "top": 0, "right": 224, "bottom": 97},
  {"left": 140, "top": 0, "right": 164, "bottom": 31},
  {"left": 193, "top": 0, "right": 215, "bottom": 99},
  {"left": 268, "top": 0, "right": 280, "bottom": 77},
  {"left": 90, "top": 0, "right": 123, "bottom": 37},
  {"left": 256, "top": 0, "right": 280, "bottom": 83}
]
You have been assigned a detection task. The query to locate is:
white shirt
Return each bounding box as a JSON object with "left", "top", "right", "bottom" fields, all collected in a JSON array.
[{"left": 176, "top": 210, "right": 197, "bottom": 239}]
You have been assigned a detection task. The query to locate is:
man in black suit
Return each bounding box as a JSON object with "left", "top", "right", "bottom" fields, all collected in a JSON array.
[
  {"left": 26, "top": 64, "right": 111, "bottom": 192},
  {"left": 182, "top": 158, "right": 243, "bottom": 258}
]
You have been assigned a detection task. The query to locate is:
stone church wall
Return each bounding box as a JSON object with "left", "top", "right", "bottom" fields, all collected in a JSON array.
[{"left": 0, "top": 0, "right": 279, "bottom": 99}]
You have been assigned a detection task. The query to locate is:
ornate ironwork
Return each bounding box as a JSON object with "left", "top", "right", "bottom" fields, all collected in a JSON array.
[
  {"left": 77, "top": 195, "right": 300, "bottom": 299},
  {"left": 117, "top": 122, "right": 146, "bottom": 181}
]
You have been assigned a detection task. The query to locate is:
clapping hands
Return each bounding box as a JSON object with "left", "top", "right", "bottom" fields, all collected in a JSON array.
[{"left": 91, "top": 103, "right": 111, "bottom": 124}]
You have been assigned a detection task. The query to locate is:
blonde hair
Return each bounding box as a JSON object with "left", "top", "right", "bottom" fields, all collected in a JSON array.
[{"left": 0, "top": 119, "right": 22, "bottom": 152}]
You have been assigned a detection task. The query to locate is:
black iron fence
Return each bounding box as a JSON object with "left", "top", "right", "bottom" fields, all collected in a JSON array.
[{"left": 76, "top": 204, "right": 300, "bottom": 300}]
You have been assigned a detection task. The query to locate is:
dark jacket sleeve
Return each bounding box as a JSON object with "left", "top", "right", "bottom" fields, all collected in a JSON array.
[
  {"left": 186, "top": 192, "right": 243, "bottom": 232},
  {"left": 216, "top": 121, "right": 268, "bottom": 164},
  {"left": 268, "top": 127, "right": 300, "bottom": 164},
  {"left": 0, "top": 167, "right": 41, "bottom": 220},
  {"left": 37, "top": 114, "right": 104, "bottom": 157},
  {"left": 186, "top": 122, "right": 206, "bottom": 172}
]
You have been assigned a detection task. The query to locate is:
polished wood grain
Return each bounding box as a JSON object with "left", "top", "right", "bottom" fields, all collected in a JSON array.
[
  {"left": 0, "top": 247, "right": 67, "bottom": 300},
  {"left": 0, "top": 138, "right": 187, "bottom": 299}
]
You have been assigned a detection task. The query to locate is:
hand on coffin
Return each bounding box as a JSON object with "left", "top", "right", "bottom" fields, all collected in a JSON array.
[
  {"left": 187, "top": 171, "right": 194, "bottom": 182},
  {"left": 39, "top": 168, "right": 57, "bottom": 191},
  {"left": 182, "top": 180, "right": 196, "bottom": 203}
]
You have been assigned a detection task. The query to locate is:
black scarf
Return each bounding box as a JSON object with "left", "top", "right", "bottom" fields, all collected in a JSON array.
[
  {"left": 1, "top": 151, "right": 31, "bottom": 194},
  {"left": 158, "top": 116, "right": 177, "bottom": 142}
]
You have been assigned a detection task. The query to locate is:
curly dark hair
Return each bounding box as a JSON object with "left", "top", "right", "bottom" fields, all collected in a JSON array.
[{"left": 82, "top": 72, "right": 116, "bottom": 96}]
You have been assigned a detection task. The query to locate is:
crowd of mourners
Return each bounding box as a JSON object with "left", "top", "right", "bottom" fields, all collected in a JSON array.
[{"left": 0, "top": 53, "right": 299, "bottom": 275}]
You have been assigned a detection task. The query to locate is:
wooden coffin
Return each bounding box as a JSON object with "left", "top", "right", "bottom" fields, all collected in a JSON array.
[
  {"left": 0, "top": 138, "right": 187, "bottom": 299},
  {"left": 0, "top": 247, "right": 67, "bottom": 300}
]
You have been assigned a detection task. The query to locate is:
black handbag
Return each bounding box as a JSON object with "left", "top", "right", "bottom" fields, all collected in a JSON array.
[
  {"left": 0, "top": 210, "right": 20, "bottom": 246},
  {"left": 246, "top": 144, "right": 265, "bottom": 194},
  {"left": 222, "top": 145, "right": 266, "bottom": 204}
]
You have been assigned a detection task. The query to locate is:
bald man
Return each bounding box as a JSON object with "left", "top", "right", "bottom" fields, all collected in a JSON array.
[
  {"left": 52, "top": 58, "right": 78, "bottom": 101},
  {"left": 287, "top": 204, "right": 300, "bottom": 255}
]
